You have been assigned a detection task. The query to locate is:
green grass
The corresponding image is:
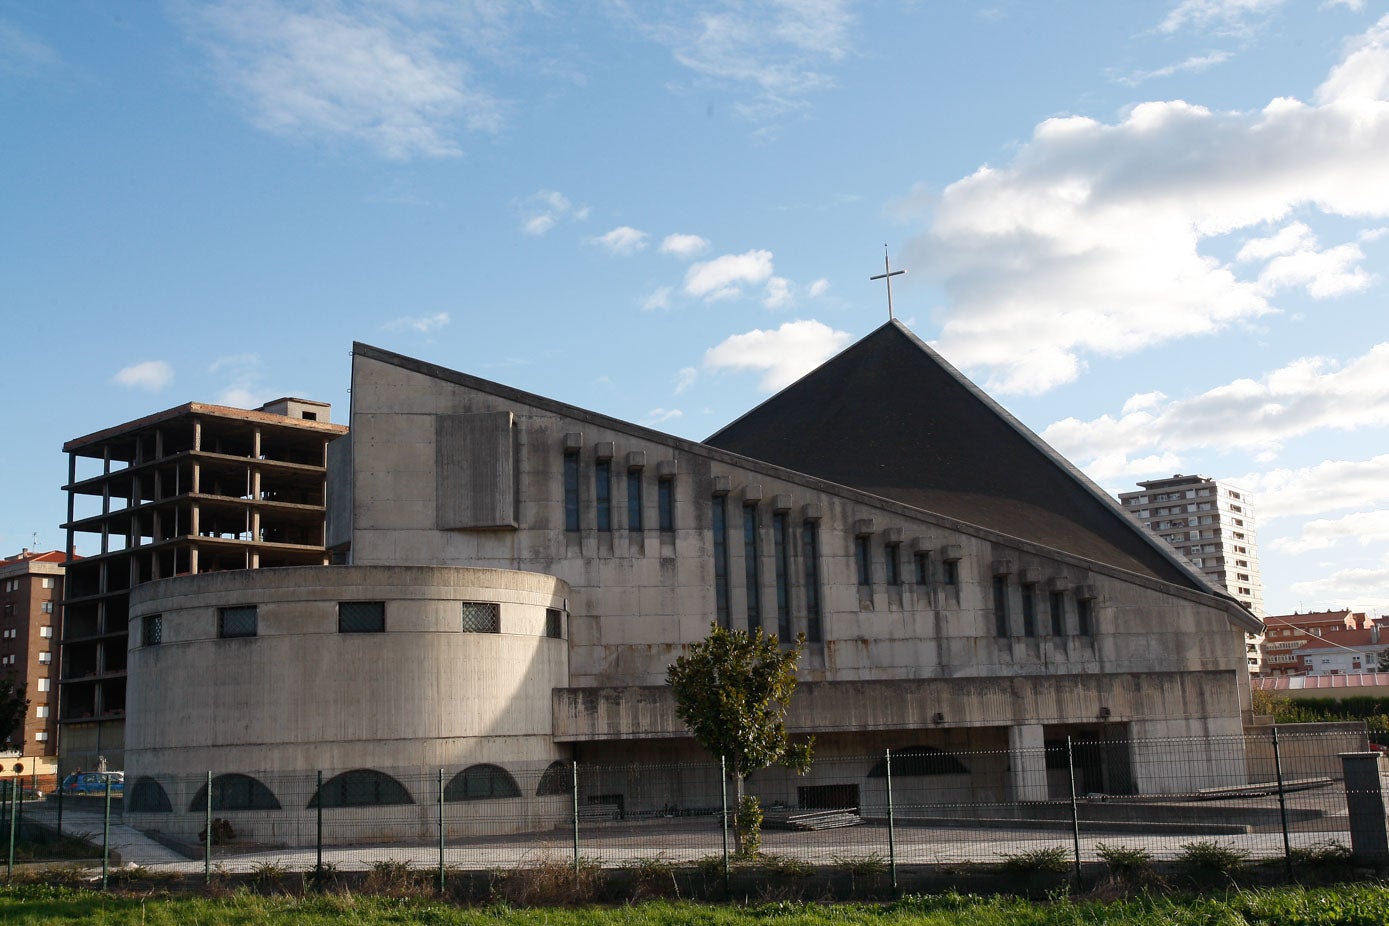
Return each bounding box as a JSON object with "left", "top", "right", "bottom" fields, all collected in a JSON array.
[{"left": 3, "top": 884, "right": 1389, "bottom": 925}]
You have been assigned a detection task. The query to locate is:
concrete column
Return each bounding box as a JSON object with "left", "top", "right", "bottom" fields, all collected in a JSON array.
[
  {"left": 1341, "top": 752, "right": 1389, "bottom": 862},
  {"left": 1009, "top": 723, "right": 1049, "bottom": 802}
]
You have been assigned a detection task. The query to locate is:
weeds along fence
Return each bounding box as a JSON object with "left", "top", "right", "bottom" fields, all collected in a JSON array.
[{"left": 6, "top": 728, "right": 1385, "bottom": 888}]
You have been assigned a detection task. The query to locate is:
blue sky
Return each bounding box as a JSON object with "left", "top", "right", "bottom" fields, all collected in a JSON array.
[{"left": 3, "top": 0, "right": 1388, "bottom": 618}]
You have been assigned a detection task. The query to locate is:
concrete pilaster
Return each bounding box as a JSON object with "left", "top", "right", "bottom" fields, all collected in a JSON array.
[{"left": 1009, "top": 723, "right": 1048, "bottom": 802}]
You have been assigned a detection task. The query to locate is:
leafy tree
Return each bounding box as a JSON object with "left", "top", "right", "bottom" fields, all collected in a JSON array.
[
  {"left": 666, "top": 624, "right": 813, "bottom": 855},
  {"left": 0, "top": 673, "right": 28, "bottom": 748}
]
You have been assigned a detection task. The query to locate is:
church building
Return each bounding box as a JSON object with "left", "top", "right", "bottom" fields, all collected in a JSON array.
[{"left": 121, "top": 321, "right": 1261, "bottom": 838}]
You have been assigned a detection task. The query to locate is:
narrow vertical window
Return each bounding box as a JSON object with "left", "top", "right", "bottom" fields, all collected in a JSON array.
[
  {"left": 1077, "top": 597, "right": 1094, "bottom": 636},
  {"left": 1021, "top": 584, "right": 1037, "bottom": 638},
  {"left": 802, "top": 521, "right": 822, "bottom": 642},
  {"left": 595, "top": 460, "right": 611, "bottom": 532},
  {"left": 743, "top": 504, "right": 761, "bottom": 632},
  {"left": 885, "top": 543, "right": 902, "bottom": 586},
  {"left": 914, "top": 551, "right": 931, "bottom": 586},
  {"left": 855, "top": 536, "right": 872, "bottom": 587},
  {"left": 992, "top": 577, "right": 1009, "bottom": 637},
  {"left": 712, "top": 495, "right": 730, "bottom": 628},
  {"left": 627, "top": 470, "right": 643, "bottom": 532},
  {"left": 773, "top": 512, "right": 791, "bottom": 641},
  {"left": 943, "top": 559, "right": 959, "bottom": 586},
  {"left": 1049, "top": 591, "right": 1066, "bottom": 636},
  {"left": 563, "top": 451, "right": 580, "bottom": 531},
  {"left": 658, "top": 478, "right": 675, "bottom": 532}
]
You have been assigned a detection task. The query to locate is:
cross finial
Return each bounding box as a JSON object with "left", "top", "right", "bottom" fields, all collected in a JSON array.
[{"left": 869, "top": 244, "right": 905, "bottom": 320}]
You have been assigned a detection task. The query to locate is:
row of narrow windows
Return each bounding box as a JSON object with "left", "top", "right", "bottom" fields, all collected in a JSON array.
[
  {"left": 854, "top": 538, "right": 960, "bottom": 589},
  {"left": 564, "top": 451, "right": 673, "bottom": 534},
  {"left": 991, "top": 578, "right": 1094, "bottom": 639},
  {"left": 712, "top": 496, "right": 822, "bottom": 643},
  {"left": 142, "top": 603, "right": 564, "bottom": 645}
]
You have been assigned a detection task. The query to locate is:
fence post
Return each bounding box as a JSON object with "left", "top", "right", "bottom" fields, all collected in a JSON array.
[
  {"left": 101, "top": 776, "right": 112, "bottom": 891},
  {"left": 1066, "top": 736, "right": 1081, "bottom": 885},
  {"left": 886, "top": 747, "right": 898, "bottom": 895},
  {"left": 315, "top": 770, "right": 323, "bottom": 889},
  {"left": 437, "top": 768, "right": 445, "bottom": 894},
  {"left": 6, "top": 780, "right": 16, "bottom": 881},
  {"left": 571, "top": 760, "right": 580, "bottom": 875},
  {"left": 205, "top": 771, "right": 213, "bottom": 884},
  {"left": 1271, "top": 727, "right": 1294, "bottom": 879},
  {"left": 55, "top": 779, "right": 62, "bottom": 837},
  {"left": 720, "top": 755, "right": 730, "bottom": 895}
]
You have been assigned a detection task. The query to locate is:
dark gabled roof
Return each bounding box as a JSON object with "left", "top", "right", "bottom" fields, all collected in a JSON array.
[{"left": 705, "top": 320, "right": 1213, "bottom": 590}]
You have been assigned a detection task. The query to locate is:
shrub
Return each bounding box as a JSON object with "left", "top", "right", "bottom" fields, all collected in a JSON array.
[
  {"left": 734, "top": 795, "right": 764, "bottom": 858},
  {"left": 492, "top": 855, "right": 601, "bottom": 905},
  {"left": 998, "top": 846, "right": 1072, "bottom": 875},
  {"left": 1176, "top": 840, "right": 1250, "bottom": 881},
  {"left": 1095, "top": 842, "right": 1155, "bottom": 878}
]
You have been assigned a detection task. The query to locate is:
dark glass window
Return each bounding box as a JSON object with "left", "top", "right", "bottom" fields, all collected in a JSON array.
[
  {"left": 546, "top": 607, "right": 563, "bottom": 639},
  {"left": 802, "top": 522, "right": 822, "bottom": 643},
  {"left": 712, "top": 495, "right": 730, "bottom": 628},
  {"left": 885, "top": 543, "right": 902, "bottom": 586},
  {"left": 1077, "top": 597, "right": 1094, "bottom": 636},
  {"left": 563, "top": 451, "right": 580, "bottom": 531},
  {"left": 338, "top": 601, "right": 385, "bottom": 633},
  {"left": 855, "top": 536, "right": 872, "bottom": 587},
  {"left": 143, "top": 614, "right": 162, "bottom": 646},
  {"left": 914, "top": 551, "right": 931, "bottom": 586},
  {"left": 444, "top": 764, "right": 521, "bottom": 801},
  {"left": 773, "top": 512, "right": 792, "bottom": 641},
  {"left": 536, "top": 760, "right": 570, "bottom": 796},
  {"left": 992, "top": 577, "right": 1009, "bottom": 637},
  {"left": 943, "top": 559, "right": 959, "bottom": 586},
  {"left": 658, "top": 478, "right": 675, "bottom": 532},
  {"left": 1049, "top": 591, "right": 1066, "bottom": 636},
  {"left": 868, "top": 747, "right": 969, "bottom": 777},
  {"left": 309, "top": 769, "right": 413, "bottom": 808},
  {"left": 190, "top": 774, "right": 281, "bottom": 811},
  {"left": 595, "top": 460, "right": 612, "bottom": 532},
  {"left": 627, "top": 470, "right": 643, "bottom": 531},
  {"left": 1021, "top": 585, "right": 1037, "bottom": 638},
  {"left": 461, "top": 601, "right": 500, "bottom": 633},
  {"left": 128, "top": 777, "right": 172, "bottom": 813},
  {"left": 743, "top": 505, "right": 761, "bottom": 632},
  {"left": 218, "top": 606, "right": 257, "bottom": 639}
]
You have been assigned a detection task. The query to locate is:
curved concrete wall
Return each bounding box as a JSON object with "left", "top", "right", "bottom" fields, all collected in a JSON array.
[{"left": 126, "top": 565, "right": 569, "bottom": 777}]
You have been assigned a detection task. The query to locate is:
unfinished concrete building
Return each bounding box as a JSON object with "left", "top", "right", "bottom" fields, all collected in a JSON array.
[{"left": 59, "top": 398, "right": 347, "bottom": 770}]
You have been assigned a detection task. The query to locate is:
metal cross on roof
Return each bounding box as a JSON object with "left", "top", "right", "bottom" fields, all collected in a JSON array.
[{"left": 869, "top": 244, "right": 905, "bottom": 320}]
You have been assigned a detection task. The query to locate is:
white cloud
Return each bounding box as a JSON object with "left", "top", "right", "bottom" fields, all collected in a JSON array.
[
  {"left": 644, "top": 408, "right": 684, "bottom": 426},
  {"left": 589, "top": 226, "right": 648, "bottom": 256},
  {"left": 183, "top": 0, "right": 509, "bottom": 159},
  {"left": 1290, "top": 555, "right": 1389, "bottom": 609},
  {"left": 1119, "top": 51, "right": 1232, "bottom": 86},
  {"left": 1159, "top": 0, "right": 1287, "bottom": 34},
  {"left": 807, "top": 278, "right": 830, "bottom": 298},
  {"left": 1270, "top": 509, "right": 1389, "bottom": 553},
  {"left": 113, "top": 361, "right": 174, "bottom": 392},
  {"left": 628, "top": 0, "right": 856, "bottom": 123},
  {"left": 1238, "top": 455, "right": 1389, "bottom": 520},
  {"left": 704, "top": 319, "right": 853, "bottom": 391},
  {"left": 659, "top": 233, "right": 711, "bottom": 258},
  {"left": 642, "top": 287, "right": 673, "bottom": 311},
  {"left": 0, "top": 16, "right": 58, "bottom": 76},
  {"left": 383, "top": 312, "right": 450, "bottom": 333},
  {"left": 518, "top": 190, "right": 587, "bottom": 236},
  {"left": 1043, "top": 343, "right": 1389, "bottom": 472},
  {"left": 1239, "top": 221, "right": 1374, "bottom": 297},
  {"left": 207, "top": 353, "right": 267, "bottom": 408},
  {"left": 904, "top": 14, "right": 1389, "bottom": 395},
  {"left": 763, "top": 276, "right": 793, "bottom": 308},
  {"left": 685, "top": 249, "right": 775, "bottom": 300},
  {"left": 673, "top": 366, "right": 698, "bottom": 394}
]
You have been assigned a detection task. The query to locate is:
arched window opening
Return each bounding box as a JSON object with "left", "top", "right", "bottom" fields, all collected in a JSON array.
[
  {"left": 308, "top": 769, "right": 413, "bottom": 808},
  {"left": 127, "top": 777, "right": 172, "bottom": 813},
  {"left": 189, "top": 773, "right": 282, "bottom": 812},
  {"left": 444, "top": 763, "right": 521, "bottom": 802}
]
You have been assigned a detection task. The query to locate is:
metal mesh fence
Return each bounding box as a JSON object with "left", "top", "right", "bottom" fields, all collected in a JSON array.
[{"left": 5, "top": 728, "right": 1384, "bottom": 885}]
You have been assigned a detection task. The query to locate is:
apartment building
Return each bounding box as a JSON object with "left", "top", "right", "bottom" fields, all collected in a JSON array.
[
  {"left": 1258, "top": 609, "right": 1386, "bottom": 677},
  {"left": 59, "top": 398, "right": 347, "bottom": 771},
  {"left": 0, "top": 549, "right": 65, "bottom": 757},
  {"left": 1118, "top": 474, "right": 1265, "bottom": 671}
]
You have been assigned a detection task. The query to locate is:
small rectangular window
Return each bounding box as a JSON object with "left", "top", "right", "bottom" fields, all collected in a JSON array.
[
  {"left": 855, "top": 536, "right": 872, "bottom": 587},
  {"left": 34, "top": 732, "right": 47, "bottom": 742},
  {"left": 595, "top": 460, "right": 612, "bottom": 532},
  {"left": 658, "top": 477, "right": 675, "bottom": 532},
  {"left": 545, "top": 608, "right": 563, "bottom": 639},
  {"left": 42, "top": 601, "right": 54, "bottom": 613},
  {"left": 143, "top": 615, "right": 162, "bottom": 646},
  {"left": 461, "top": 601, "right": 500, "bottom": 633},
  {"left": 218, "top": 605, "right": 258, "bottom": 639},
  {"left": 914, "top": 551, "right": 931, "bottom": 586},
  {"left": 38, "top": 678, "right": 50, "bottom": 692},
  {"left": 42, "top": 577, "right": 55, "bottom": 589},
  {"left": 943, "top": 559, "right": 959, "bottom": 587},
  {"left": 627, "top": 470, "right": 643, "bottom": 532},
  {"left": 36, "top": 705, "right": 48, "bottom": 718},
  {"left": 38, "top": 651, "right": 52, "bottom": 664},
  {"left": 40, "top": 625, "right": 54, "bottom": 638},
  {"left": 992, "top": 576, "right": 1009, "bottom": 637},
  {"left": 1049, "top": 591, "right": 1065, "bottom": 636},
  {"left": 885, "top": 543, "right": 902, "bottom": 586},
  {"left": 563, "top": 451, "right": 580, "bottom": 531},
  {"left": 339, "top": 601, "right": 386, "bottom": 633},
  {"left": 1021, "top": 584, "right": 1037, "bottom": 637},
  {"left": 1076, "top": 597, "right": 1094, "bottom": 636}
]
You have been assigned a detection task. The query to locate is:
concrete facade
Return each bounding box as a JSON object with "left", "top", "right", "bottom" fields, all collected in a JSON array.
[{"left": 123, "top": 326, "right": 1262, "bottom": 841}]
